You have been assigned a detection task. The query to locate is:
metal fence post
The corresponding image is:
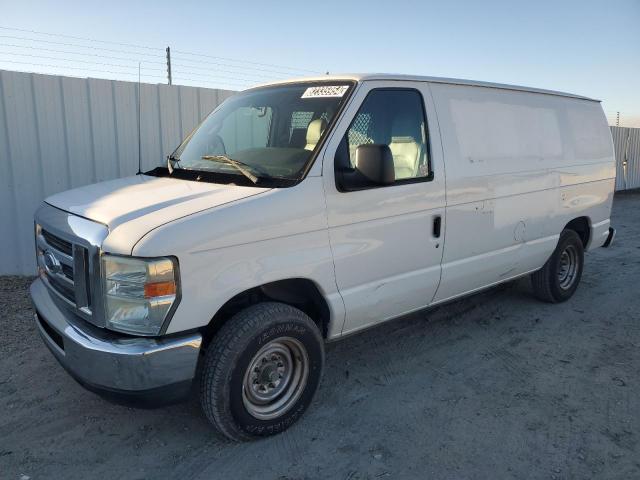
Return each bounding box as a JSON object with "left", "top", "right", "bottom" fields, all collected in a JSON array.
[{"left": 166, "top": 46, "right": 172, "bottom": 85}]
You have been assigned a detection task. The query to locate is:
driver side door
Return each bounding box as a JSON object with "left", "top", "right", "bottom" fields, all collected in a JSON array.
[{"left": 321, "top": 81, "right": 446, "bottom": 336}]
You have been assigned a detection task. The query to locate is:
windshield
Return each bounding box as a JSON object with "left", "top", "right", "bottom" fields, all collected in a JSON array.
[{"left": 171, "top": 82, "right": 354, "bottom": 184}]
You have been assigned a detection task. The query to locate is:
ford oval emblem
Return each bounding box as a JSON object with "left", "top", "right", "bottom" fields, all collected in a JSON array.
[{"left": 43, "top": 250, "right": 62, "bottom": 275}]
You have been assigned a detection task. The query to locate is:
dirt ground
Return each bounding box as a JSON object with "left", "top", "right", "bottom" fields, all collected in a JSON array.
[{"left": 1, "top": 192, "right": 639, "bottom": 480}]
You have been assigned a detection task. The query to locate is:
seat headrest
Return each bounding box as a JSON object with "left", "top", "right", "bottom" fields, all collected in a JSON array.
[{"left": 306, "top": 118, "right": 327, "bottom": 147}]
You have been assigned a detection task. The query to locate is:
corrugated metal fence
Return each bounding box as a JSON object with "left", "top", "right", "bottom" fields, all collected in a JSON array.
[
  {"left": 0, "top": 69, "right": 235, "bottom": 275},
  {"left": 611, "top": 126, "right": 640, "bottom": 192}
]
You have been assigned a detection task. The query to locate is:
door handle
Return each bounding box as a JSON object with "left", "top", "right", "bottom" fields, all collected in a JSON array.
[{"left": 433, "top": 215, "right": 441, "bottom": 238}]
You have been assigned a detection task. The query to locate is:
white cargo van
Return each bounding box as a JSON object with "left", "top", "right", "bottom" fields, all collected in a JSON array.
[{"left": 30, "top": 74, "right": 616, "bottom": 440}]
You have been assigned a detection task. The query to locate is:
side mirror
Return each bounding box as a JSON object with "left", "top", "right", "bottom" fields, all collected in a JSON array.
[{"left": 355, "top": 144, "right": 395, "bottom": 185}]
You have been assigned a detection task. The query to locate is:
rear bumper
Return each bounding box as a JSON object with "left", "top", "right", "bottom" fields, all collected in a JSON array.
[
  {"left": 30, "top": 278, "right": 202, "bottom": 406},
  {"left": 603, "top": 227, "right": 616, "bottom": 248}
]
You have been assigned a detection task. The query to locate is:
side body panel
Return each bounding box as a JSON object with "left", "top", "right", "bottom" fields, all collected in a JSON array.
[
  {"left": 131, "top": 176, "right": 345, "bottom": 337},
  {"left": 321, "top": 81, "right": 447, "bottom": 336},
  {"left": 429, "top": 83, "right": 615, "bottom": 303}
]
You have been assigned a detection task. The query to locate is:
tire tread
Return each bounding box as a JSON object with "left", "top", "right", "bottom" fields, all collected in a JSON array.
[
  {"left": 530, "top": 229, "right": 583, "bottom": 303},
  {"left": 200, "top": 302, "right": 322, "bottom": 441}
]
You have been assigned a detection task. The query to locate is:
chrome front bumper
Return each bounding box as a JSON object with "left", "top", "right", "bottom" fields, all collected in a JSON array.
[{"left": 30, "top": 278, "right": 202, "bottom": 405}]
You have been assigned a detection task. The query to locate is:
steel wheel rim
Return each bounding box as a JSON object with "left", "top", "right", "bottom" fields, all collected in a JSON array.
[
  {"left": 242, "top": 337, "right": 309, "bottom": 420},
  {"left": 558, "top": 244, "right": 579, "bottom": 289}
]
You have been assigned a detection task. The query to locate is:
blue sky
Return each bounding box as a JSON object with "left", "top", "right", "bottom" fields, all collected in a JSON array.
[{"left": 1, "top": 0, "right": 639, "bottom": 125}]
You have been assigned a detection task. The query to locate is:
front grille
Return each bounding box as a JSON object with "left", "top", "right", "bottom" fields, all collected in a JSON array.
[
  {"left": 35, "top": 204, "right": 108, "bottom": 328},
  {"left": 42, "top": 229, "right": 73, "bottom": 256},
  {"left": 61, "top": 263, "right": 74, "bottom": 281},
  {"left": 37, "top": 227, "right": 90, "bottom": 311},
  {"left": 48, "top": 272, "right": 76, "bottom": 303}
]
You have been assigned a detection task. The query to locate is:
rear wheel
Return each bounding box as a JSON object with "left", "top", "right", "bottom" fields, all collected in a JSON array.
[
  {"left": 531, "top": 229, "right": 584, "bottom": 303},
  {"left": 199, "top": 302, "right": 324, "bottom": 441}
]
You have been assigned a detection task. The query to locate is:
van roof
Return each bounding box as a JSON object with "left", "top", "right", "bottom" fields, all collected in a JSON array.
[{"left": 255, "top": 73, "right": 599, "bottom": 102}]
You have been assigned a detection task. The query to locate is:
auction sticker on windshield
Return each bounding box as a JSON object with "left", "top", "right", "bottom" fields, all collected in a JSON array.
[{"left": 301, "top": 85, "right": 349, "bottom": 98}]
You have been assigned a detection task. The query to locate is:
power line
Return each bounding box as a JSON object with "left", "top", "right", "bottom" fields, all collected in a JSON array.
[
  {"left": 0, "top": 25, "right": 165, "bottom": 52},
  {"left": 172, "top": 49, "right": 320, "bottom": 74},
  {"left": 0, "top": 34, "right": 314, "bottom": 79},
  {"left": 0, "top": 59, "right": 166, "bottom": 79},
  {"left": 0, "top": 34, "right": 167, "bottom": 59},
  {"left": 0, "top": 26, "right": 321, "bottom": 88},
  {"left": 0, "top": 62, "right": 252, "bottom": 90},
  {"left": 0, "top": 26, "right": 320, "bottom": 75},
  {"left": 0, "top": 51, "right": 277, "bottom": 85},
  {"left": 167, "top": 68, "right": 263, "bottom": 83},
  {"left": 0, "top": 42, "right": 166, "bottom": 65},
  {"left": 0, "top": 50, "right": 166, "bottom": 72},
  {"left": 170, "top": 61, "right": 287, "bottom": 80},
  {"left": 170, "top": 55, "right": 313, "bottom": 77},
  {"left": 0, "top": 60, "right": 257, "bottom": 89},
  {"left": 173, "top": 77, "right": 254, "bottom": 88},
  {"left": 0, "top": 41, "right": 297, "bottom": 83}
]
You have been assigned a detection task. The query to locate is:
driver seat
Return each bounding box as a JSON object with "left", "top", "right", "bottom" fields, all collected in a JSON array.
[
  {"left": 388, "top": 115, "right": 422, "bottom": 179},
  {"left": 305, "top": 118, "right": 327, "bottom": 150}
]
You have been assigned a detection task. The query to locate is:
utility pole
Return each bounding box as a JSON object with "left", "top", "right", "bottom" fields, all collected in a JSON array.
[
  {"left": 137, "top": 62, "right": 142, "bottom": 174},
  {"left": 616, "top": 111, "right": 620, "bottom": 127},
  {"left": 166, "top": 46, "right": 172, "bottom": 85}
]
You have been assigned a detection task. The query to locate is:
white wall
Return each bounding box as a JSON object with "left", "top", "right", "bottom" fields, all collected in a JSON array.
[{"left": 0, "top": 69, "right": 235, "bottom": 275}]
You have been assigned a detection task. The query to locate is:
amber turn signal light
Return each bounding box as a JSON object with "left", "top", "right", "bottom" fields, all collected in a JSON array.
[{"left": 144, "top": 281, "right": 176, "bottom": 298}]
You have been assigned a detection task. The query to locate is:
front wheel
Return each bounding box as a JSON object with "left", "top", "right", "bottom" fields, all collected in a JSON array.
[
  {"left": 530, "top": 229, "right": 584, "bottom": 303},
  {"left": 200, "top": 302, "right": 324, "bottom": 441}
]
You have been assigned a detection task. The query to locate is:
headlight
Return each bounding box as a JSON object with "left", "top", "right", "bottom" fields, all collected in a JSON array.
[{"left": 101, "top": 254, "right": 180, "bottom": 336}]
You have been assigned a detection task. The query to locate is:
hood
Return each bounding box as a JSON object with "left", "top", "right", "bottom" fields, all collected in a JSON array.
[{"left": 45, "top": 175, "right": 269, "bottom": 230}]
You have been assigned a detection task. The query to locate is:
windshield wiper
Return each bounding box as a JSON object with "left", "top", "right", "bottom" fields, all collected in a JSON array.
[
  {"left": 201, "top": 154, "right": 260, "bottom": 184},
  {"left": 168, "top": 153, "right": 182, "bottom": 173}
]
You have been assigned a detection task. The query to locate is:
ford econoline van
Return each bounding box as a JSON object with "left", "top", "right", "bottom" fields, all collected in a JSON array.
[{"left": 30, "top": 74, "right": 616, "bottom": 440}]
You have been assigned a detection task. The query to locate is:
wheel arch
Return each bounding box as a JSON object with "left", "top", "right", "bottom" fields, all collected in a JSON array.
[
  {"left": 201, "top": 278, "right": 331, "bottom": 347},
  {"left": 563, "top": 216, "right": 591, "bottom": 249}
]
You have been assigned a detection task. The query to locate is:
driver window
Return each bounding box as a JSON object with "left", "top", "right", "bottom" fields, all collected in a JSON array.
[
  {"left": 218, "top": 106, "right": 273, "bottom": 154},
  {"left": 345, "top": 89, "right": 430, "bottom": 181}
]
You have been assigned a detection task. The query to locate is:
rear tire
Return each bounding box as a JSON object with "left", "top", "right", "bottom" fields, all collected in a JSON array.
[
  {"left": 531, "top": 229, "right": 584, "bottom": 303},
  {"left": 200, "top": 302, "right": 324, "bottom": 441}
]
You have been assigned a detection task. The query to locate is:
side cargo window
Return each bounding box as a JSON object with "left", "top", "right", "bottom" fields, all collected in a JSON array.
[{"left": 336, "top": 88, "right": 431, "bottom": 190}]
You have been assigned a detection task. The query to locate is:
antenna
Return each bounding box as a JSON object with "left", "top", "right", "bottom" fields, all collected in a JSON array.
[{"left": 137, "top": 62, "right": 142, "bottom": 175}]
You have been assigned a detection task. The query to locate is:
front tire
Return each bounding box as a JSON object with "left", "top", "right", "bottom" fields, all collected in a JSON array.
[
  {"left": 200, "top": 302, "right": 324, "bottom": 441},
  {"left": 531, "top": 229, "right": 584, "bottom": 303}
]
